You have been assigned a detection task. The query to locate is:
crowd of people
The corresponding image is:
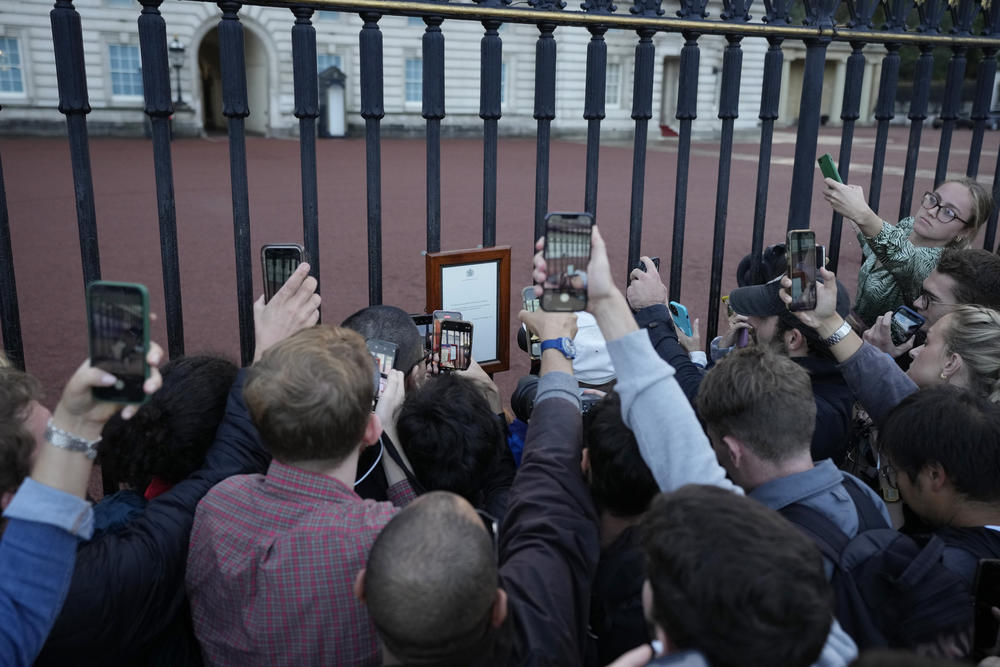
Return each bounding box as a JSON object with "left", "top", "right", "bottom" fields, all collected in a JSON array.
[{"left": 3, "top": 174, "right": 1000, "bottom": 667}]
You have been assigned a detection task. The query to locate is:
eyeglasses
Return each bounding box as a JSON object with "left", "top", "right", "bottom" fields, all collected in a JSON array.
[
  {"left": 921, "top": 191, "right": 969, "bottom": 226},
  {"left": 880, "top": 465, "right": 898, "bottom": 490}
]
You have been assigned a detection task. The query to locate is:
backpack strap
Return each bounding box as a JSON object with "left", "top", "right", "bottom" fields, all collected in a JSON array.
[
  {"left": 840, "top": 475, "right": 891, "bottom": 531},
  {"left": 778, "top": 502, "right": 851, "bottom": 563}
]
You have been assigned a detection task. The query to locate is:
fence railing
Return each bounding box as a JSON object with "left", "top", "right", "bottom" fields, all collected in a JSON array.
[{"left": 2, "top": 0, "right": 1000, "bottom": 369}]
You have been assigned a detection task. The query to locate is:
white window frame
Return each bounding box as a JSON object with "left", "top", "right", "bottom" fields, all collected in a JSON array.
[
  {"left": 605, "top": 61, "right": 622, "bottom": 109},
  {"left": 404, "top": 56, "right": 422, "bottom": 106},
  {"left": 0, "top": 36, "right": 27, "bottom": 99},
  {"left": 500, "top": 61, "right": 508, "bottom": 108},
  {"left": 317, "top": 52, "right": 342, "bottom": 74},
  {"left": 108, "top": 42, "right": 144, "bottom": 101}
]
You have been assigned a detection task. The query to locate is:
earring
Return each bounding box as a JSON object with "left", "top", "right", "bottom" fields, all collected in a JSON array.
[{"left": 940, "top": 371, "right": 949, "bottom": 382}]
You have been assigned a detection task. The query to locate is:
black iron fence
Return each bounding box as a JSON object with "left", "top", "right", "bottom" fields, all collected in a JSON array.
[{"left": 2, "top": 0, "right": 1000, "bottom": 369}]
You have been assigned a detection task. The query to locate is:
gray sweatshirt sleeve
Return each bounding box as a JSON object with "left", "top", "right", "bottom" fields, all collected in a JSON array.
[
  {"left": 606, "top": 329, "right": 741, "bottom": 495},
  {"left": 837, "top": 342, "right": 918, "bottom": 425}
]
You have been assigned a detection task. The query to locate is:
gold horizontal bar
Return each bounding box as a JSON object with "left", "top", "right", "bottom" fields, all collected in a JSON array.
[{"left": 183, "top": 0, "right": 1000, "bottom": 48}]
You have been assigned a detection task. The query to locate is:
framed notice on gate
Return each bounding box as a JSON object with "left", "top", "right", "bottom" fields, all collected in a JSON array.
[{"left": 426, "top": 246, "right": 511, "bottom": 375}]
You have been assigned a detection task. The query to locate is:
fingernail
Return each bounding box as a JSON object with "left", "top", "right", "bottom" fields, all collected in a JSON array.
[{"left": 101, "top": 373, "right": 117, "bottom": 385}]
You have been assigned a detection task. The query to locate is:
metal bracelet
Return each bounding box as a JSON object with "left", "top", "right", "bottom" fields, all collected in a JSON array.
[{"left": 44, "top": 418, "right": 101, "bottom": 460}]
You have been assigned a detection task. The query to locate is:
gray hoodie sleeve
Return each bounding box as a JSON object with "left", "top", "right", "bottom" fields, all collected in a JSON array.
[
  {"left": 606, "top": 329, "right": 741, "bottom": 495},
  {"left": 837, "top": 341, "right": 918, "bottom": 425}
]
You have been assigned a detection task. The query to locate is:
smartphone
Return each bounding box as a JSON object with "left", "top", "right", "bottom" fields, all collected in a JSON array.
[
  {"left": 817, "top": 245, "right": 826, "bottom": 270},
  {"left": 668, "top": 301, "right": 693, "bottom": 336},
  {"left": 86, "top": 281, "right": 151, "bottom": 404},
  {"left": 431, "top": 310, "right": 462, "bottom": 356},
  {"left": 890, "top": 306, "right": 926, "bottom": 346},
  {"left": 542, "top": 212, "right": 594, "bottom": 312},
  {"left": 974, "top": 559, "right": 1000, "bottom": 659},
  {"left": 817, "top": 154, "right": 843, "bottom": 184},
  {"left": 522, "top": 286, "right": 540, "bottom": 313},
  {"left": 787, "top": 230, "right": 818, "bottom": 312},
  {"left": 411, "top": 314, "right": 432, "bottom": 355},
  {"left": 636, "top": 256, "right": 661, "bottom": 273},
  {"left": 261, "top": 244, "right": 304, "bottom": 302},
  {"left": 438, "top": 320, "right": 473, "bottom": 372},
  {"left": 366, "top": 339, "right": 398, "bottom": 397}
]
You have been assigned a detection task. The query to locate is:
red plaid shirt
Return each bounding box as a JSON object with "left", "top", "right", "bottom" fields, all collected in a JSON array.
[{"left": 186, "top": 460, "right": 415, "bottom": 666}]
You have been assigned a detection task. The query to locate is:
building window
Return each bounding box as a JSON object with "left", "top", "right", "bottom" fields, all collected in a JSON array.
[
  {"left": 315, "top": 10, "right": 339, "bottom": 20},
  {"left": 104, "top": 0, "right": 135, "bottom": 7},
  {"left": 605, "top": 62, "right": 622, "bottom": 108},
  {"left": 405, "top": 57, "right": 422, "bottom": 104},
  {"left": 408, "top": 16, "right": 423, "bottom": 26},
  {"left": 500, "top": 62, "right": 507, "bottom": 106},
  {"left": 317, "top": 53, "right": 342, "bottom": 74},
  {"left": 109, "top": 44, "right": 143, "bottom": 97},
  {"left": 0, "top": 38, "right": 24, "bottom": 94}
]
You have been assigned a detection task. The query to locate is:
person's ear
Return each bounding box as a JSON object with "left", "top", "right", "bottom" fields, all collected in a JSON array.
[
  {"left": 925, "top": 461, "right": 949, "bottom": 493},
  {"left": 490, "top": 588, "right": 508, "bottom": 628},
  {"left": 721, "top": 435, "right": 744, "bottom": 468},
  {"left": 581, "top": 447, "right": 591, "bottom": 477},
  {"left": 942, "top": 352, "right": 963, "bottom": 382},
  {"left": 362, "top": 413, "right": 383, "bottom": 448},
  {"left": 354, "top": 568, "right": 367, "bottom": 603},
  {"left": 0, "top": 490, "right": 12, "bottom": 512},
  {"left": 784, "top": 327, "right": 806, "bottom": 354}
]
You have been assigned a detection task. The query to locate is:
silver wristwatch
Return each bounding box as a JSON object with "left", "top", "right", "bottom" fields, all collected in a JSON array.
[
  {"left": 822, "top": 320, "right": 852, "bottom": 347},
  {"left": 44, "top": 419, "right": 101, "bottom": 460}
]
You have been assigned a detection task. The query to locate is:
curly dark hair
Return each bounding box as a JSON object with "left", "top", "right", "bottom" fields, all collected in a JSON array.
[
  {"left": 97, "top": 355, "right": 238, "bottom": 491},
  {"left": 0, "top": 367, "right": 41, "bottom": 497}
]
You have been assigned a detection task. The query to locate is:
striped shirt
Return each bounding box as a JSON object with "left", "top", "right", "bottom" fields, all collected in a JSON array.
[{"left": 186, "top": 460, "right": 414, "bottom": 666}]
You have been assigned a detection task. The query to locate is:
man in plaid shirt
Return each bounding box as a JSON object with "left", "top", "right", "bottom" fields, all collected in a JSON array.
[{"left": 186, "top": 324, "right": 415, "bottom": 666}]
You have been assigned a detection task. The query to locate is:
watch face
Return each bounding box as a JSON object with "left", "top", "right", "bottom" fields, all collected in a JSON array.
[{"left": 562, "top": 337, "right": 577, "bottom": 357}]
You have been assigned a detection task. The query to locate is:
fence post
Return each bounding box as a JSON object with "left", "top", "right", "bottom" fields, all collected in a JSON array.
[
  {"left": 668, "top": 0, "right": 708, "bottom": 302},
  {"left": 626, "top": 14, "right": 660, "bottom": 277},
  {"left": 423, "top": 15, "right": 445, "bottom": 254},
  {"left": 529, "top": 0, "right": 562, "bottom": 250},
  {"left": 360, "top": 11, "right": 384, "bottom": 304},
  {"left": 933, "top": 0, "right": 977, "bottom": 184},
  {"left": 785, "top": 0, "right": 838, "bottom": 231},
  {"left": 218, "top": 1, "right": 255, "bottom": 365},
  {"left": 476, "top": 5, "right": 506, "bottom": 249},
  {"left": 748, "top": 0, "right": 790, "bottom": 282},
  {"left": 0, "top": 133, "right": 24, "bottom": 370},
  {"left": 706, "top": 0, "right": 752, "bottom": 342},
  {"left": 827, "top": 0, "right": 879, "bottom": 272},
  {"left": 292, "top": 6, "right": 321, "bottom": 318},
  {"left": 139, "top": 0, "right": 185, "bottom": 359},
  {"left": 582, "top": 0, "right": 615, "bottom": 223},
  {"left": 51, "top": 0, "right": 101, "bottom": 290}
]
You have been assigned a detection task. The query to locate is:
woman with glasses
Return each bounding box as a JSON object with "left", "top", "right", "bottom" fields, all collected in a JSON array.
[{"left": 822, "top": 176, "right": 992, "bottom": 329}]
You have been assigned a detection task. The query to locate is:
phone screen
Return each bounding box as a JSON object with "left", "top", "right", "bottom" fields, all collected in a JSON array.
[
  {"left": 366, "top": 340, "right": 398, "bottom": 397},
  {"left": 88, "top": 282, "right": 149, "bottom": 403},
  {"left": 974, "top": 559, "right": 1000, "bottom": 658},
  {"left": 891, "top": 307, "right": 925, "bottom": 346},
  {"left": 542, "top": 213, "right": 593, "bottom": 311},
  {"left": 439, "top": 322, "right": 473, "bottom": 371},
  {"left": 262, "top": 245, "right": 303, "bottom": 302},
  {"left": 787, "top": 231, "right": 817, "bottom": 312},
  {"left": 522, "top": 286, "right": 540, "bottom": 313}
]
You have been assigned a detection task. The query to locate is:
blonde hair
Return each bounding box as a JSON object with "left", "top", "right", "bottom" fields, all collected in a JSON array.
[
  {"left": 942, "top": 305, "right": 1000, "bottom": 403},
  {"left": 942, "top": 177, "right": 993, "bottom": 248}
]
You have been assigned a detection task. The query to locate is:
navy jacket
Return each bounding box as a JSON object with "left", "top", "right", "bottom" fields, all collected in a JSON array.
[{"left": 36, "top": 370, "right": 270, "bottom": 667}]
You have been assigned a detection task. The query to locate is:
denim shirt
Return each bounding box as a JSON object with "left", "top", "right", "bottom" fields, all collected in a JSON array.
[{"left": 1, "top": 478, "right": 93, "bottom": 666}]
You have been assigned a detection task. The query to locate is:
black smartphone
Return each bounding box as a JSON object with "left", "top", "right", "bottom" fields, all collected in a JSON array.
[
  {"left": 817, "top": 154, "right": 843, "bottom": 184},
  {"left": 816, "top": 245, "right": 826, "bottom": 270},
  {"left": 974, "top": 559, "right": 1000, "bottom": 659},
  {"left": 261, "top": 244, "right": 304, "bottom": 303},
  {"left": 367, "top": 339, "right": 398, "bottom": 397},
  {"left": 639, "top": 257, "right": 661, "bottom": 272},
  {"left": 542, "top": 212, "right": 594, "bottom": 312},
  {"left": 86, "top": 281, "right": 150, "bottom": 404},
  {"left": 786, "top": 230, "right": 818, "bottom": 312},
  {"left": 890, "top": 306, "right": 926, "bottom": 346},
  {"left": 439, "top": 320, "right": 473, "bottom": 372},
  {"left": 411, "top": 314, "right": 433, "bottom": 354}
]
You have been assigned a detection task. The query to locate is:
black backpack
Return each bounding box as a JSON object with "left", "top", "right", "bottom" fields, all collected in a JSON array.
[{"left": 779, "top": 478, "right": 973, "bottom": 652}]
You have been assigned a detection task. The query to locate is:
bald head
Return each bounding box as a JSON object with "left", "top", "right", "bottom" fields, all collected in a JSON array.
[{"left": 363, "top": 492, "right": 500, "bottom": 664}]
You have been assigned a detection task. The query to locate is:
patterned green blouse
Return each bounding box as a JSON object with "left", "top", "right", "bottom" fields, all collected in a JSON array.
[{"left": 853, "top": 216, "right": 942, "bottom": 328}]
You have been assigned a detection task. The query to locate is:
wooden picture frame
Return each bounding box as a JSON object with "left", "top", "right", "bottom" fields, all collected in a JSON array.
[{"left": 426, "top": 246, "right": 511, "bottom": 375}]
